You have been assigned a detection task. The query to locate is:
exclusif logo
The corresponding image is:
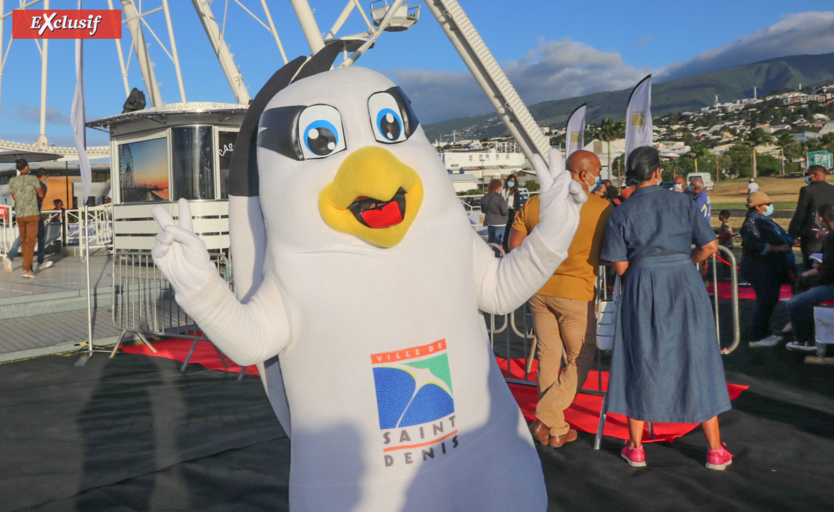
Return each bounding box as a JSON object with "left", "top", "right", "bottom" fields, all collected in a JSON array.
[
  {"left": 12, "top": 10, "right": 121, "bottom": 39},
  {"left": 371, "top": 339, "right": 459, "bottom": 468}
]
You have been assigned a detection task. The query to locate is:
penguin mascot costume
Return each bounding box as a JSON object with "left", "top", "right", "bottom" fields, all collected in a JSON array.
[{"left": 151, "top": 48, "right": 586, "bottom": 511}]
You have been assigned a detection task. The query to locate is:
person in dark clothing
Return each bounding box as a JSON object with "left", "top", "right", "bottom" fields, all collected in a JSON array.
[
  {"left": 481, "top": 178, "right": 508, "bottom": 246},
  {"left": 741, "top": 192, "right": 796, "bottom": 347},
  {"left": 501, "top": 174, "right": 521, "bottom": 252},
  {"left": 788, "top": 165, "right": 834, "bottom": 270},
  {"left": 785, "top": 203, "right": 834, "bottom": 354},
  {"left": 717, "top": 210, "right": 734, "bottom": 280}
]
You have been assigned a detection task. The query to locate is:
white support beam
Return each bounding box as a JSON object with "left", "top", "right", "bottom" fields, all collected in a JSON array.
[
  {"left": 289, "top": 0, "right": 325, "bottom": 55},
  {"left": 191, "top": 0, "right": 250, "bottom": 104},
  {"left": 162, "top": 0, "right": 186, "bottom": 103},
  {"left": 108, "top": 0, "right": 130, "bottom": 97},
  {"left": 259, "top": 0, "right": 288, "bottom": 64},
  {"left": 121, "top": 0, "right": 163, "bottom": 107},
  {"left": 423, "top": 0, "right": 551, "bottom": 165},
  {"left": 37, "top": 0, "right": 49, "bottom": 147}
]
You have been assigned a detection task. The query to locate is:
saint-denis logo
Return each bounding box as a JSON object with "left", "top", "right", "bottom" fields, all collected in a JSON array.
[
  {"left": 13, "top": 10, "right": 121, "bottom": 39},
  {"left": 371, "top": 339, "right": 459, "bottom": 468}
]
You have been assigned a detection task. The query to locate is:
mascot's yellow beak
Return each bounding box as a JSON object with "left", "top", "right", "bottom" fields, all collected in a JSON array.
[{"left": 319, "top": 146, "right": 423, "bottom": 248}]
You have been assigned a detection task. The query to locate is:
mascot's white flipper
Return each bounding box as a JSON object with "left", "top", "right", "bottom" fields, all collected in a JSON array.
[
  {"left": 473, "top": 149, "right": 585, "bottom": 314},
  {"left": 152, "top": 64, "right": 587, "bottom": 511}
]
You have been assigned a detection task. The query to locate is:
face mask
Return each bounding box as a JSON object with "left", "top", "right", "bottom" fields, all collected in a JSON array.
[
  {"left": 674, "top": 184, "right": 683, "bottom": 190},
  {"left": 584, "top": 174, "right": 601, "bottom": 192},
  {"left": 805, "top": 176, "right": 812, "bottom": 185},
  {"left": 657, "top": 177, "right": 663, "bottom": 186},
  {"left": 507, "top": 181, "right": 516, "bottom": 188},
  {"left": 763, "top": 204, "right": 774, "bottom": 217}
]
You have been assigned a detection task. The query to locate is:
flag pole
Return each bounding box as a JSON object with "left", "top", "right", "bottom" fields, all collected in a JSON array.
[{"left": 71, "top": 2, "right": 94, "bottom": 365}]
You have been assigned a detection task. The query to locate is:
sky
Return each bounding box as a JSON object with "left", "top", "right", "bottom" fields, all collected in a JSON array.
[{"left": 1, "top": 0, "right": 833, "bottom": 148}]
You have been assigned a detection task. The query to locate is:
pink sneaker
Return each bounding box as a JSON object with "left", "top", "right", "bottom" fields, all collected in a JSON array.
[
  {"left": 621, "top": 444, "right": 646, "bottom": 468},
  {"left": 706, "top": 443, "right": 733, "bottom": 470}
]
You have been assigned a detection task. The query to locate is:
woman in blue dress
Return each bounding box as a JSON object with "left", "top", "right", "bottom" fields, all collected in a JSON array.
[{"left": 601, "top": 146, "right": 733, "bottom": 470}]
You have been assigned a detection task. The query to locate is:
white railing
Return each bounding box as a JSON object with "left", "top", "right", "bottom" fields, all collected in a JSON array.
[
  {"left": 55, "top": 204, "right": 114, "bottom": 252},
  {"left": 0, "top": 204, "right": 114, "bottom": 259}
]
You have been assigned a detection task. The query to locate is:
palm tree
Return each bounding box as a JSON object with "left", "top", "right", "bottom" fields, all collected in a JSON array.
[
  {"left": 776, "top": 132, "right": 795, "bottom": 176},
  {"left": 746, "top": 128, "right": 775, "bottom": 178},
  {"left": 598, "top": 117, "right": 625, "bottom": 183}
]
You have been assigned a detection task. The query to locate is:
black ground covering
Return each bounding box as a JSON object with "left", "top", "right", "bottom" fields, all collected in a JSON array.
[{"left": 1, "top": 298, "right": 832, "bottom": 511}]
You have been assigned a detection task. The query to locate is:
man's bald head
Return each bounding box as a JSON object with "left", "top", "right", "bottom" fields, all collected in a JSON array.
[
  {"left": 566, "top": 150, "right": 602, "bottom": 191},
  {"left": 808, "top": 165, "right": 828, "bottom": 182}
]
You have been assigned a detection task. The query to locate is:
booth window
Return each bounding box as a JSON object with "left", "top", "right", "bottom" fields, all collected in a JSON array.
[
  {"left": 172, "top": 126, "right": 214, "bottom": 200},
  {"left": 117, "top": 137, "right": 170, "bottom": 203},
  {"left": 218, "top": 130, "right": 237, "bottom": 199}
]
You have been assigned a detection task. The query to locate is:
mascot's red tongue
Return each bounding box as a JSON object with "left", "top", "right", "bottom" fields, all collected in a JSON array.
[{"left": 361, "top": 201, "right": 403, "bottom": 228}]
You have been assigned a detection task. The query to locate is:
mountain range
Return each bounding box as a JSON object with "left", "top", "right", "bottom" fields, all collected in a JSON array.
[{"left": 422, "top": 52, "right": 834, "bottom": 142}]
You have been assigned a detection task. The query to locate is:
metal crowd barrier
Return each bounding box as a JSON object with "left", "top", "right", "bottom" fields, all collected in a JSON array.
[{"left": 109, "top": 201, "right": 237, "bottom": 374}]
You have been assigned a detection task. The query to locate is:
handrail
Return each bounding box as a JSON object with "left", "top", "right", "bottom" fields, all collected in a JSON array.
[{"left": 714, "top": 245, "right": 741, "bottom": 354}]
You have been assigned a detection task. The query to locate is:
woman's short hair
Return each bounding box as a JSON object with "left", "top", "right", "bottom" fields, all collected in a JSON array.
[
  {"left": 625, "top": 146, "right": 660, "bottom": 186},
  {"left": 487, "top": 178, "right": 503, "bottom": 193}
]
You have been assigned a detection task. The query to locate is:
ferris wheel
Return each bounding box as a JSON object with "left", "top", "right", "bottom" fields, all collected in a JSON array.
[{"left": 0, "top": 0, "right": 548, "bottom": 165}]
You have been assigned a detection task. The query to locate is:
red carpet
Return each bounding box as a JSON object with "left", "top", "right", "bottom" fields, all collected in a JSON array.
[
  {"left": 122, "top": 339, "right": 747, "bottom": 443},
  {"left": 707, "top": 281, "right": 792, "bottom": 300},
  {"left": 498, "top": 357, "right": 747, "bottom": 443},
  {"left": 123, "top": 338, "right": 260, "bottom": 376}
]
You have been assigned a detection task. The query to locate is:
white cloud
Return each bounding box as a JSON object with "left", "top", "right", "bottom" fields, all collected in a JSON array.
[
  {"left": 657, "top": 12, "right": 834, "bottom": 81},
  {"left": 388, "top": 37, "right": 647, "bottom": 123},
  {"left": 389, "top": 12, "right": 834, "bottom": 125},
  {"left": 503, "top": 37, "right": 648, "bottom": 105},
  {"left": 9, "top": 104, "right": 70, "bottom": 125}
]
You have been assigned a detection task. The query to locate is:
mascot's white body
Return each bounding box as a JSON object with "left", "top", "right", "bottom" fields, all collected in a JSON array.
[{"left": 152, "top": 66, "right": 584, "bottom": 511}]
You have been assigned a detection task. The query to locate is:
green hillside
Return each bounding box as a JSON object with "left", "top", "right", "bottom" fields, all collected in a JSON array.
[{"left": 423, "top": 52, "right": 834, "bottom": 142}]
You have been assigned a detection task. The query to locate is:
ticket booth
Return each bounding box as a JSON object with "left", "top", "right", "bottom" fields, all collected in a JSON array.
[{"left": 88, "top": 102, "right": 247, "bottom": 204}]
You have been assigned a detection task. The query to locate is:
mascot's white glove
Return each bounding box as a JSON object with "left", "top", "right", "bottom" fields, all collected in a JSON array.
[
  {"left": 530, "top": 148, "right": 587, "bottom": 254},
  {"left": 151, "top": 198, "right": 217, "bottom": 302}
]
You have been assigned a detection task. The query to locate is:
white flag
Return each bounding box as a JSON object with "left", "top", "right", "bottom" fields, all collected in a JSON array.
[
  {"left": 625, "top": 75, "right": 652, "bottom": 161},
  {"left": 565, "top": 103, "right": 586, "bottom": 157},
  {"left": 71, "top": 37, "right": 92, "bottom": 204}
]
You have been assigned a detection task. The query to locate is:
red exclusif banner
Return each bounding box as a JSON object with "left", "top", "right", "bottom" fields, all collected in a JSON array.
[{"left": 12, "top": 10, "right": 121, "bottom": 39}]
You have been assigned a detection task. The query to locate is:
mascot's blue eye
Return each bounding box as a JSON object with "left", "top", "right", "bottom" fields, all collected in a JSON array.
[
  {"left": 296, "top": 105, "right": 345, "bottom": 160},
  {"left": 368, "top": 92, "right": 410, "bottom": 144},
  {"left": 303, "top": 120, "right": 339, "bottom": 156},
  {"left": 376, "top": 109, "right": 403, "bottom": 142}
]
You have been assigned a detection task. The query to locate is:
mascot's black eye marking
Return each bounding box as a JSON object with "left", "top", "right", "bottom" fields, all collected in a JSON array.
[
  {"left": 258, "top": 105, "right": 305, "bottom": 161},
  {"left": 258, "top": 104, "right": 346, "bottom": 161},
  {"left": 368, "top": 87, "right": 419, "bottom": 144}
]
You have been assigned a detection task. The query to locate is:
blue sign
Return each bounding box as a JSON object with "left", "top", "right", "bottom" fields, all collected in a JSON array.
[{"left": 809, "top": 151, "right": 833, "bottom": 169}]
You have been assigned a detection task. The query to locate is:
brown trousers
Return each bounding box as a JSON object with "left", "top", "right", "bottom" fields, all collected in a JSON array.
[
  {"left": 17, "top": 215, "right": 40, "bottom": 272},
  {"left": 529, "top": 295, "right": 596, "bottom": 436}
]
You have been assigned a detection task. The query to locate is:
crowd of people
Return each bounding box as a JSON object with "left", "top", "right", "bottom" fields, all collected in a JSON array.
[
  {"left": 505, "top": 146, "right": 733, "bottom": 470},
  {"left": 741, "top": 164, "right": 834, "bottom": 354},
  {"left": 2, "top": 158, "right": 57, "bottom": 278},
  {"left": 500, "top": 147, "right": 834, "bottom": 471}
]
